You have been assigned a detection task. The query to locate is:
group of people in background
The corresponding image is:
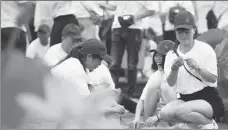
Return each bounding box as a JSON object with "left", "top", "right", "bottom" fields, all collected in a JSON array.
[{"left": 1, "top": 1, "right": 228, "bottom": 129}]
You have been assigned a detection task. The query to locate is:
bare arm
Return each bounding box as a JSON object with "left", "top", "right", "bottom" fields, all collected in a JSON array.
[
  {"left": 197, "top": 67, "right": 217, "bottom": 83},
  {"left": 134, "top": 100, "right": 144, "bottom": 120},
  {"left": 167, "top": 69, "right": 179, "bottom": 87}
]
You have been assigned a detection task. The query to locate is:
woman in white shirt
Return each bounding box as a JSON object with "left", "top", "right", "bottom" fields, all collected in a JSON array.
[
  {"left": 132, "top": 40, "right": 176, "bottom": 129},
  {"left": 51, "top": 39, "right": 125, "bottom": 114},
  {"left": 149, "top": 11, "right": 225, "bottom": 129}
]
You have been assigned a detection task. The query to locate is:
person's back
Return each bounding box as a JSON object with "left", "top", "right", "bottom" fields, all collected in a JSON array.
[
  {"left": 44, "top": 43, "right": 67, "bottom": 66},
  {"left": 51, "top": 57, "right": 91, "bottom": 96}
]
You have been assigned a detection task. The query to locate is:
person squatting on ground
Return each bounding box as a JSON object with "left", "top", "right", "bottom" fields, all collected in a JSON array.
[
  {"left": 132, "top": 40, "right": 177, "bottom": 129},
  {"left": 146, "top": 11, "right": 225, "bottom": 129},
  {"left": 51, "top": 39, "right": 126, "bottom": 114}
]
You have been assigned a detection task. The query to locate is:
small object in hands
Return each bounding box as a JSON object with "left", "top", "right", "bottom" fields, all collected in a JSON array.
[{"left": 118, "top": 14, "right": 135, "bottom": 28}]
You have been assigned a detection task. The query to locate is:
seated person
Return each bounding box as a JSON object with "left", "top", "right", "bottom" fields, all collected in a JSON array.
[
  {"left": 51, "top": 39, "right": 125, "bottom": 115},
  {"left": 132, "top": 40, "right": 177, "bottom": 129}
]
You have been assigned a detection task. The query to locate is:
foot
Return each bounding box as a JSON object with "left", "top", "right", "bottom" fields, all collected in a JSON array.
[{"left": 200, "top": 119, "right": 218, "bottom": 129}]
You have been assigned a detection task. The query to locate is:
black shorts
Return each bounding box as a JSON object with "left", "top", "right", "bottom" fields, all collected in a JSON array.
[{"left": 178, "top": 87, "right": 225, "bottom": 119}]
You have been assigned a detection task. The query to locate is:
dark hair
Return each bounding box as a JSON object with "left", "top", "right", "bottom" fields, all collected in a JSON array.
[
  {"left": 151, "top": 51, "right": 166, "bottom": 71},
  {"left": 52, "top": 46, "right": 102, "bottom": 70}
]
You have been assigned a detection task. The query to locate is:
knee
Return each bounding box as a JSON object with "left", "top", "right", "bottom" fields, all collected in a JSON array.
[
  {"left": 160, "top": 107, "right": 175, "bottom": 121},
  {"left": 174, "top": 106, "right": 191, "bottom": 119}
]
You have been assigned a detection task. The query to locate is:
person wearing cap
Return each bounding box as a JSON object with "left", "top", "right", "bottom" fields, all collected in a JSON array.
[
  {"left": 51, "top": 39, "right": 127, "bottom": 114},
  {"left": 159, "top": 1, "right": 196, "bottom": 42},
  {"left": 26, "top": 24, "right": 51, "bottom": 60},
  {"left": 132, "top": 40, "right": 177, "bottom": 129},
  {"left": 154, "top": 11, "right": 225, "bottom": 129},
  {"left": 43, "top": 23, "right": 82, "bottom": 66}
]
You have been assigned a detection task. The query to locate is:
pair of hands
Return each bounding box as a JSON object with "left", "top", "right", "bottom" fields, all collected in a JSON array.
[
  {"left": 132, "top": 116, "right": 159, "bottom": 129},
  {"left": 172, "top": 57, "right": 200, "bottom": 71}
]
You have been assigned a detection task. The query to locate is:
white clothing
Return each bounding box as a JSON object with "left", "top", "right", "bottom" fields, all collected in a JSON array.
[
  {"left": 140, "top": 1, "right": 162, "bottom": 35},
  {"left": 34, "top": 1, "right": 54, "bottom": 32},
  {"left": 195, "top": 1, "right": 228, "bottom": 33},
  {"left": 140, "top": 70, "right": 163, "bottom": 100},
  {"left": 26, "top": 38, "right": 50, "bottom": 60},
  {"left": 164, "top": 40, "right": 217, "bottom": 94},
  {"left": 1, "top": 1, "right": 29, "bottom": 31},
  {"left": 89, "top": 63, "right": 115, "bottom": 89},
  {"left": 49, "top": 1, "right": 76, "bottom": 18},
  {"left": 111, "top": 1, "right": 156, "bottom": 29},
  {"left": 160, "top": 1, "right": 195, "bottom": 31},
  {"left": 51, "top": 58, "right": 91, "bottom": 96},
  {"left": 43, "top": 43, "right": 67, "bottom": 66}
]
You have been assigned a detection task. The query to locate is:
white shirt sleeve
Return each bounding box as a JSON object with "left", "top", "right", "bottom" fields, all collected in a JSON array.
[
  {"left": 163, "top": 51, "right": 174, "bottom": 82},
  {"left": 89, "top": 64, "right": 115, "bottom": 89},
  {"left": 43, "top": 48, "right": 58, "bottom": 66},
  {"left": 26, "top": 40, "right": 37, "bottom": 59},
  {"left": 51, "top": 58, "right": 91, "bottom": 96},
  {"left": 200, "top": 44, "right": 218, "bottom": 76}
]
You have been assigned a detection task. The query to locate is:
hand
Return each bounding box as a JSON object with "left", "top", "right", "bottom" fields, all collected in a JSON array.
[
  {"left": 145, "top": 116, "right": 159, "bottom": 127},
  {"left": 171, "top": 57, "right": 184, "bottom": 70},
  {"left": 185, "top": 58, "right": 200, "bottom": 71},
  {"left": 113, "top": 104, "right": 126, "bottom": 114},
  {"left": 132, "top": 117, "right": 141, "bottom": 129}
]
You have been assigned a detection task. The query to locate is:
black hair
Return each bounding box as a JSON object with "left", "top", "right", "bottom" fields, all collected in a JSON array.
[
  {"left": 52, "top": 46, "right": 102, "bottom": 71},
  {"left": 151, "top": 51, "right": 166, "bottom": 71}
]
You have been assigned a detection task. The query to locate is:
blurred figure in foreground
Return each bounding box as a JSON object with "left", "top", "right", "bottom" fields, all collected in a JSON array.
[{"left": 1, "top": 1, "right": 34, "bottom": 54}]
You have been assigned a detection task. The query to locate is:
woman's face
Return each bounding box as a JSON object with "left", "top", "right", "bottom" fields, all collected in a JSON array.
[
  {"left": 85, "top": 55, "right": 101, "bottom": 71},
  {"left": 154, "top": 53, "right": 163, "bottom": 66},
  {"left": 175, "top": 28, "right": 195, "bottom": 45}
]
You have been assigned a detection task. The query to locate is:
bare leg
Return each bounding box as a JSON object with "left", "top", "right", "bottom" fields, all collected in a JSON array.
[
  {"left": 159, "top": 99, "right": 185, "bottom": 122},
  {"left": 175, "top": 100, "right": 213, "bottom": 125}
]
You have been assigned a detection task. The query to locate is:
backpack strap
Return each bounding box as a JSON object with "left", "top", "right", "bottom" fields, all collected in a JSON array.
[{"left": 173, "top": 49, "right": 202, "bottom": 82}]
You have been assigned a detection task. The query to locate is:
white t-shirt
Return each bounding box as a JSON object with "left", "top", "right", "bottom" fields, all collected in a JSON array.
[
  {"left": 140, "top": 1, "right": 162, "bottom": 35},
  {"left": 88, "top": 63, "right": 115, "bottom": 89},
  {"left": 164, "top": 40, "right": 218, "bottom": 94},
  {"left": 1, "top": 1, "right": 29, "bottom": 31},
  {"left": 140, "top": 70, "right": 163, "bottom": 100},
  {"left": 34, "top": 1, "right": 54, "bottom": 32},
  {"left": 26, "top": 38, "right": 50, "bottom": 60},
  {"left": 43, "top": 43, "right": 67, "bottom": 66},
  {"left": 111, "top": 1, "right": 156, "bottom": 29},
  {"left": 51, "top": 58, "right": 91, "bottom": 96},
  {"left": 49, "top": 1, "right": 76, "bottom": 18}
]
